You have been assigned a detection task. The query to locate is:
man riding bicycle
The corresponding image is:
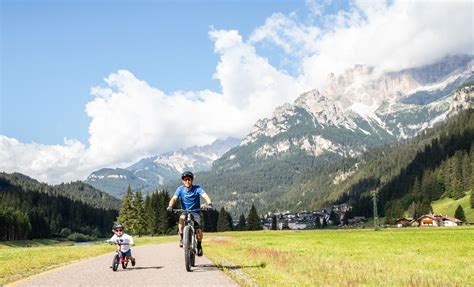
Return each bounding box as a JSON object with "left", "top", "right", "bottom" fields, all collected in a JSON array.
[{"left": 167, "top": 171, "right": 212, "bottom": 256}]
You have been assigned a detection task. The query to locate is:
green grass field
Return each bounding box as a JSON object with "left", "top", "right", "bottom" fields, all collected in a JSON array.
[
  {"left": 0, "top": 235, "right": 176, "bottom": 285},
  {"left": 205, "top": 227, "right": 474, "bottom": 287},
  {"left": 432, "top": 191, "right": 473, "bottom": 222},
  {"left": 3, "top": 228, "right": 473, "bottom": 286}
]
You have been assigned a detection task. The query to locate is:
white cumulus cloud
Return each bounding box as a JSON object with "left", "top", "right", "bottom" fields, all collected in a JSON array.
[
  {"left": 0, "top": 136, "right": 88, "bottom": 183},
  {"left": 248, "top": 1, "right": 473, "bottom": 88},
  {"left": 304, "top": 0, "right": 474, "bottom": 87},
  {"left": 1, "top": 29, "right": 306, "bottom": 184},
  {"left": 1, "top": 0, "right": 472, "bottom": 184}
]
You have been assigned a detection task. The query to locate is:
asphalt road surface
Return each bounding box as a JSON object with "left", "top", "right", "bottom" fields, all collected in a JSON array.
[{"left": 13, "top": 243, "right": 239, "bottom": 287}]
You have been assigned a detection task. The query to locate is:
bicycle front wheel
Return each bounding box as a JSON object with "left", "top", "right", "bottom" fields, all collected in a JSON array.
[
  {"left": 112, "top": 254, "right": 120, "bottom": 271},
  {"left": 190, "top": 249, "right": 195, "bottom": 267},
  {"left": 183, "top": 225, "right": 192, "bottom": 272}
]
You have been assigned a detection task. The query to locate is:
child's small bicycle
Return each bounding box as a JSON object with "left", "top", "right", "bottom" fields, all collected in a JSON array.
[{"left": 110, "top": 241, "right": 130, "bottom": 271}]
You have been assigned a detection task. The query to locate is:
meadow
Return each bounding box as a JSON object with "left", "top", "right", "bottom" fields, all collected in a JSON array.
[
  {"left": 2, "top": 228, "right": 473, "bottom": 286},
  {"left": 205, "top": 227, "right": 474, "bottom": 287},
  {"left": 432, "top": 191, "right": 474, "bottom": 222},
  {"left": 0, "top": 235, "right": 176, "bottom": 285}
]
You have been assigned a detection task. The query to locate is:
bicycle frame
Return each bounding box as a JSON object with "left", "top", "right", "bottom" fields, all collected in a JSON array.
[
  {"left": 111, "top": 242, "right": 130, "bottom": 271},
  {"left": 115, "top": 244, "right": 129, "bottom": 263}
]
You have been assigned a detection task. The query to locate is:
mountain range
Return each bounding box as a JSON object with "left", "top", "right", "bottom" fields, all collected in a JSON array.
[
  {"left": 85, "top": 137, "right": 240, "bottom": 198},
  {"left": 196, "top": 55, "right": 473, "bottom": 216},
  {"left": 84, "top": 55, "right": 473, "bottom": 215}
]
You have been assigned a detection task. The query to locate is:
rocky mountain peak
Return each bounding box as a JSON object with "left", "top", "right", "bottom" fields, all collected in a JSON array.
[
  {"left": 448, "top": 83, "right": 474, "bottom": 116},
  {"left": 85, "top": 137, "right": 240, "bottom": 197},
  {"left": 235, "top": 55, "right": 474, "bottom": 161}
]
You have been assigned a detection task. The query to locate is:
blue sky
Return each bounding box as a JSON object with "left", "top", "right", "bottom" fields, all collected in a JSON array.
[
  {"left": 2, "top": 0, "right": 336, "bottom": 144},
  {"left": 1, "top": 0, "right": 472, "bottom": 183}
]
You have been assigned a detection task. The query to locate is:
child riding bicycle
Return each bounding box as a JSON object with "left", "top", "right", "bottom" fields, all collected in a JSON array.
[{"left": 106, "top": 222, "right": 136, "bottom": 266}]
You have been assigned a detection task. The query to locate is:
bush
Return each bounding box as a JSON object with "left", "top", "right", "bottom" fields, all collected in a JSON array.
[
  {"left": 59, "top": 228, "right": 72, "bottom": 238},
  {"left": 67, "top": 232, "right": 96, "bottom": 242}
]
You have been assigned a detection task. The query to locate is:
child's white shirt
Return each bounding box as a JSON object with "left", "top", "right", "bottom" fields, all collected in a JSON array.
[{"left": 108, "top": 233, "right": 134, "bottom": 252}]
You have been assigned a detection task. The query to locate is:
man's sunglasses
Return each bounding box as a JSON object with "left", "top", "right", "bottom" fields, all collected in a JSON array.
[{"left": 182, "top": 178, "right": 192, "bottom": 182}]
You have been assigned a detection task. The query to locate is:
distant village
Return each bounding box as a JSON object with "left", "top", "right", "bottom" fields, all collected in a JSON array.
[{"left": 257, "top": 204, "right": 467, "bottom": 230}]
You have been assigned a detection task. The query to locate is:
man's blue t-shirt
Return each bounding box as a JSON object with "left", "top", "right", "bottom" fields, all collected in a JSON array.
[{"left": 174, "top": 185, "right": 206, "bottom": 210}]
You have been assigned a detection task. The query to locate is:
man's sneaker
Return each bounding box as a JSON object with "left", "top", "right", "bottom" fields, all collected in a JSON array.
[
  {"left": 197, "top": 246, "right": 203, "bottom": 257},
  {"left": 131, "top": 257, "right": 136, "bottom": 266},
  {"left": 179, "top": 239, "right": 183, "bottom": 248}
]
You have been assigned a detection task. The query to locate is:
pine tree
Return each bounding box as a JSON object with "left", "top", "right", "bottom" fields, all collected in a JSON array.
[
  {"left": 156, "top": 190, "right": 170, "bottom": 234},
  {"left": 202, "top": 209, "right": 219, "bottom": 232},
  {"left": 147, "top": 192, "right": 160, "bottom": 235},
  {"left": 246, "top": 204, "right": 262, "bottom": 231},
  {"left": 217, "top": 207, "right": 232, "bottom": 232},
  {"left": 227, "top": 212, "right": 234, "bottom": 231},
  {"left": 118, "top": 185, "right": 135, "bottom": 234},
  {"left": 470, "top": 145, "right": 474, "bottom": 208},
  {"left": 454, "top": 205, "right": 466, "bottom": 222},
  {"left": 271, "top": 214, "right": 277, "bottom": 230},
  {"left": 237, "top": 214, "right": 246, "bottom": 231},
  {"left": 134, "top": 191, "right": 146, "bottom": 237},
  {"left": 452, "top": 151, "right": 465, "bottom": 199},
  {"left": 412, "top": 177, "right": 421, "bottom": 196},
  {"left": 144, "top": 194, "right": 155, "bottom": 235},
  {"left": 461, "top": 151, "right": 471, "bottom": 191}
]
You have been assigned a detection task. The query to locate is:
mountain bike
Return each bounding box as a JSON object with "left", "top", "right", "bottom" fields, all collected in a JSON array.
[
  {"left": 172, "top": 208, "right": 203, "bottom": 272},
  {"left": 109, "top": 241, "right": 130, "bottom": 271}
]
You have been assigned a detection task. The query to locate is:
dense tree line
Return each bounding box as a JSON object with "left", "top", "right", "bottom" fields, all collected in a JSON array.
[
  {"left": 117, "top": 186, "right": 176, "bottom": 235},
  {"left": 2, "top": 172, "right": 121, "bottom": 210},
  {"left": 0, "top": 174, "right": 118, "bottom": 241},
  {"left": 382, "top": 145, "right": 473, "bottom": 223},
  {"left": 0, "top": 172, "right": 265, "bottom": 242},
  {"left": 117, "top": 188, "right": 264, "bottom": 235}
]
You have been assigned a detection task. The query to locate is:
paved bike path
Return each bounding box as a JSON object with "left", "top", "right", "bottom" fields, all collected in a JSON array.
[{"left": 12, "top": 243, "right": 239, "bottom": 287}]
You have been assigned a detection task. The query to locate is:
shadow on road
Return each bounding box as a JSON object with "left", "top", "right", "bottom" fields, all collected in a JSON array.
[
  {"left": 122, "top": 266, "right": 164, "bottom": 271},
  {"left": 195, "top": 263, "right": 266, "bottom": 272}
]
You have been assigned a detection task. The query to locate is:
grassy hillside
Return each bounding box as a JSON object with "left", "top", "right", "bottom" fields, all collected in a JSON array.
[
  {"left": 432, "top": 191, "right": 474, "bottom": 222},
  {"left": 329, "top": 109, "right": 474, "bottom": 223},
  {"left": 205, "top": 228, "right": 474, "bottom": 286}
]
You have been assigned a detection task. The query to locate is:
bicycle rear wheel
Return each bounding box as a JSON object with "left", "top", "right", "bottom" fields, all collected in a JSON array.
[
  {"left": 183, "top": 225, "right": 192, "bottom": 272},
  {"left": 122, "top": 260, "right": 128, "bottom": 269}
]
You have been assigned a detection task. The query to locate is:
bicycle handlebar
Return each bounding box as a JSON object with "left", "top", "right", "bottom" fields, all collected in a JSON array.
[
  {"left": 106, "top": 240, "right": 131, "bottom": 245},
  {"left": 171, "top": 208, "right": 203, "bottom": 212}
]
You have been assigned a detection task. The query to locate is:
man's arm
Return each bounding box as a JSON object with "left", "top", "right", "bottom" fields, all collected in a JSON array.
[
  {"left": 202, "top": 193, "right": 212, "bottom": 205},
  {"left": 168, "top": 195, "right": 178, "bottom": 209}
]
